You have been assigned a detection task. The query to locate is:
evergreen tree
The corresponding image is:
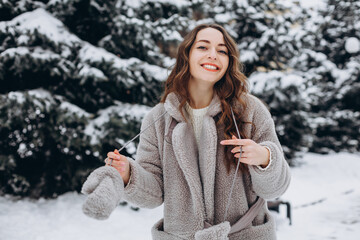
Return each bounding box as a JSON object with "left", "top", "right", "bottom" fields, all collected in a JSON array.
[{"left": 0, "top": 0, "right": 359, "bottom": 198}]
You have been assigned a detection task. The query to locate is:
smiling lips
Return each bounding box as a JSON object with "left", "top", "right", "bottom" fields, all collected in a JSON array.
[{"left": 201, "top": 63, "right": 220, "bottom": 72}]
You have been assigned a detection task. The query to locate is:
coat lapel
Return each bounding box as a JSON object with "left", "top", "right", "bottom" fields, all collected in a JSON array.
[
  {"left": 172, "top": 122, "right": 205, "bottom": 221},
  {"left": 164, "top": 92, "right": 223, "bottom": 224},
  {"left": 198, "top": 115, "right": 218, "bottom": 223}
]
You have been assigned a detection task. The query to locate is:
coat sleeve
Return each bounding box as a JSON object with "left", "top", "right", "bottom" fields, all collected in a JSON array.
[
  {"left": 123, "top": 108, "right": 164, "bottom": 208},
  {"left": 247, "top": 97, "right": 291, "bottom": 200}
]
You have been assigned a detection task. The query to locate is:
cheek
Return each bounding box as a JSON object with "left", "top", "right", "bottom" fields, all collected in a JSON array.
[
  {"left": 223, "top": 60, "right": 229, "bottom": 73},
  {"left": 189, "top": 59, "right": 196, "bottom": 75},
  {"left": 221, "top": 59, "right": 229, "bottom": 75},
  {"left": 189, "top": 55, "right": 200, "bottom": 72}
]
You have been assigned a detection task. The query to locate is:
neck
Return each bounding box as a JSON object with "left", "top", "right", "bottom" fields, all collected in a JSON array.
[{"left": 188, "top": 80, "right": 214, "bottom": 109}]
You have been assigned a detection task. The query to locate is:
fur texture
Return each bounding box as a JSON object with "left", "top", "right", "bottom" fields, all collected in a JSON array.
[
  {"left": 82, "top": 92, "right": 290, "bottom": 239},
  {"left": 195, "top": 222, "right": 231, "bottom": 240},
  {"left": 81, "top": 166, "right": 124, "bottom": 220}
]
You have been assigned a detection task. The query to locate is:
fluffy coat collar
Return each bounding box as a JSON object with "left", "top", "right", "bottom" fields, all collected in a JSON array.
[{"left": 163, "top": 92, "right": 223, "bottom": 122}]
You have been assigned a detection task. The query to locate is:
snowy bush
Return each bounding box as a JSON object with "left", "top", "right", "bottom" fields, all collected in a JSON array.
[
  {"left": 0, "top": 90, "right": 97, "bottom": 198},
  {"left": 0, "top": 0, "right": 359, "bottom": 198}
]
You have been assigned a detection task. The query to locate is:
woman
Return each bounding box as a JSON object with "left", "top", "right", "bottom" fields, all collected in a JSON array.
[{"left": 104, "top": 24, "right": 290, "bottom": 239}]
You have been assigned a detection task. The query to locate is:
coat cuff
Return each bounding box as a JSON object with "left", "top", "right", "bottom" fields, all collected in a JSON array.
[
  {"left": 256, "top": 146, "right": 272, "bottom": 171},
  {"left": 122, "top": 158, "right": 163, "bottom": 208},
  {"left": 249, "top": 141, "right": 291, "bottom": 199},
  {"left": 123, "top": 157, "right": 138, "bottom": 196}
]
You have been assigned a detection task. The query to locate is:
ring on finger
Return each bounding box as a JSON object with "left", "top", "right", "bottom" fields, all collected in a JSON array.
[{"left": 105, "top": 157, "right": 114, "bottom": 166}]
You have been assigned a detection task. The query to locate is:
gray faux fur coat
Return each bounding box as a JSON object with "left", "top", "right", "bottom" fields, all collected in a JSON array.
[{"left": 123, "top": 92, "right": 291, "bottom": 239}]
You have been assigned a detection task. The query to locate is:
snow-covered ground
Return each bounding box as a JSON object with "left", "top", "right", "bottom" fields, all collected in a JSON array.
[{"left": 1, "top": 152, "right": 359, "bottom": 240}]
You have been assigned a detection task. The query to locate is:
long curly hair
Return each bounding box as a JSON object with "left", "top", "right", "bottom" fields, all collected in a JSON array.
[{"left": 160, "top": 23, "right": 251, "bottom": 172}]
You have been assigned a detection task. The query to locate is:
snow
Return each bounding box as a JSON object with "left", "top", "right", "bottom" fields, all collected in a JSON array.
[
  {"left": 59, "top": 102, "right": 91, "bottom": 118},
  {"left": 240, "top": 50, "right": 259, "bottom": 62},
  {"left": 249, "top": 71, "right": 304, "bottom": 94},
  {"left": 7, "top": 91, "right": 26, "bottom": 104},
  {"left": 78, "top": 64, "right": 108, "bottom": 83},
  {"left": 146, "top": 0, "right": 190, "bottom": 8},
  {"left": 79, "top": 43, "right": 130, "bottom": 70},
  {"left": 162, "top": 29, "right": 183, "bottom": 42},
  {"left": 345, "top": 37, "right": 360, "bottom": 54},
  {"left": 84, "top": 102, "right": 151, "bottom": 145},
  {"left": 280, "top": 74, "right": 304, "bottom": 88},
  {"left": 1, "top": 152, "right": 360, "bottom": 240},
  {"left": 215, "top": 12, "right": 234, "bottom": 23},
  {"left": 1, "top": 8, "right": 81, "bottom": 46},
  {"left": 79, "top": 44, "right": 167, "bottom": 83},
  {"left": 278, "top": 152, "right": 360, "bottom": 240},
  {"left": 124, "top": 0, "right": 142, "bottom": 9},
  {"left": 281, "top": 0, "right": 327, "bottom": 10},
  {"left": 135, "top": 59, "right": 168, "bottom": 82},
  {"left": 1, "top": 8, "right": 166, "bottom": 84}
]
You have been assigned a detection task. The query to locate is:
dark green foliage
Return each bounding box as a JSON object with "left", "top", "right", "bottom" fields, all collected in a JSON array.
[
  {"left": 0, "top": 91, "right": 99, "bottom": 198},
  {"left": 47, "top": 0, "right": 118, "bottom": 45},
  {"left": 0, "top": 0, "right": 359, "bottom": 198},
  {"left": 0, "top": 0, "right": 46, "bottom": 21},
  {"left": 251, "top": 72, "right": 312, "bottom": 162},
  {"left": 316, "top": 0, "right": 360, "bottom": 67}
]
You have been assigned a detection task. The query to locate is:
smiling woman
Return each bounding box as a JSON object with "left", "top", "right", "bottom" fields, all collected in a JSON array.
[
  {"left": 82, "top": 23, "right": 291, "bottom": 240},
  {"left": 188, "top": 28, "right": 230, "bottom": 109}
]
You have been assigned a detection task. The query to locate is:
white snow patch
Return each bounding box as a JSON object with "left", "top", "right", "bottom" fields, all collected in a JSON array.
[
  {"left": 78, "top": 64, "right": 108, "bottom": 82},
  {"left": 7, "top": 92, "right": 26, "bottom": 104},
  {"left": 345, "top": 37, "right": 360, "bottom": 54},
  {"left": 59, "top": 102, "right": 91, "bottom": 118},
  {"left": 2, "top": 8, "right": 81, "bottom": 46},
  {"left": 1, "top": 153, "right": 360, "bottom": 239},
  {"left": 84, "top": 102, "right": 151, "bottom": 145},
  {"left": 215, "top": 13, "right": 234, "bottom": 23},
  {"left": 139, "top": 60, "right": 168, "bottom": 82},
  {"left": 162, "top": 30, "right": 183, "bottom": 42},
  {"left": 249, "top": 71, "right": 283, "bottom": 93},
  {"left": 280, "top": 74, "right": 304, "bottom": 88},
  {"left": 240, "top": 50, "right": 259, "bottom": 62},
  {"left": 146, "top": 0, "right": 190, "bottom": 8},
  {"left": 0, "top": 47, "right": 61, "bottom": 62},
  {"left": 280, "top": 0, "right": 327, "bottom": 10}
]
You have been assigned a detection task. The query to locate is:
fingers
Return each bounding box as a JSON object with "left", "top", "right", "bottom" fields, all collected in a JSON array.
[
  {"left": 220, "top": 137, "right": 254, "bottom": 146},
  {"left": 104, "top": 157, "right": 127, "bottom": 171},
  {"left": 107, "top": 152, "right": 121, "bottom": 160},
  {"left": 105, "top": 150, "right": 127, "bottom": 169},
  {"left": 232, "top": 146, "right": 247, "bottom": 159},
  {"left": 234, "top": 152, "right": 248, "bottom": 159},
  {"left": 231, "top": 146, "right": 243, "bottom": 154}
]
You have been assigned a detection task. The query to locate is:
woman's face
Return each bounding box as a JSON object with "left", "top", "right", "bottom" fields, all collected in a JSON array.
[{"left": 188, "top": 28, "right": 229, "bottom": 86}]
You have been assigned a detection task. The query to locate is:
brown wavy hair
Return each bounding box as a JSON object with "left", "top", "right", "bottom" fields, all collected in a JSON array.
[{"left": 160, "top": 23, "right": 251, "bottom": 172}]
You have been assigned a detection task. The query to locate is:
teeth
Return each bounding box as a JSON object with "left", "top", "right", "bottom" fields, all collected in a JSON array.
[{"left": 202, "top": 64, "right": 218, "bottom": 70}]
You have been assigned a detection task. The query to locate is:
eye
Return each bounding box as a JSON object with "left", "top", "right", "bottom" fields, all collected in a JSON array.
[
  {"left": 197, "top": 46, "right": 207, "bottom": 50},
  {"left": 218, "top": 50, "right": 228, "bottom": 55}
]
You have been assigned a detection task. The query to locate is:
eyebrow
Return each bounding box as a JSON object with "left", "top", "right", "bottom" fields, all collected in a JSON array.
[{"left": 196, "top": 39, "right": 226, "bottom": 47}]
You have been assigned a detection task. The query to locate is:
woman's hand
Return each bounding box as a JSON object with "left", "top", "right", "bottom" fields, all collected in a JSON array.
[
  {"left": 105, "top": 149, "right": 131, "bottom": 185},
  {"left": 220, "top": 136, "right": 270, "bottom": 168}
]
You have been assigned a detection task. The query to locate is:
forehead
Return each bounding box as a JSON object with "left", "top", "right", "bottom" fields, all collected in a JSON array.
[{"left": 195, "top": 28, "right": 226, "bottom": 45}]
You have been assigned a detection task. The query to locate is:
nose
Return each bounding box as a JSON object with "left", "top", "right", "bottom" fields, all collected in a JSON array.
[{"left": 208, "top": 48, "right": 217, "bottom": 60}]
